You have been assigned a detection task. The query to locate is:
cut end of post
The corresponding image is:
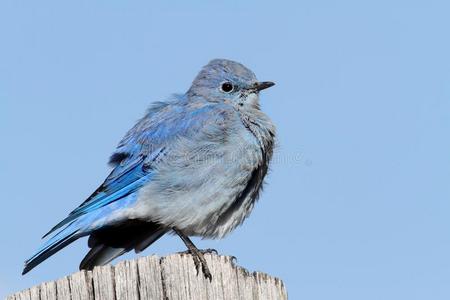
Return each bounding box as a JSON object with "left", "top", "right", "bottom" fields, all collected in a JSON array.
[{"left": 8, "top": 253, "right": 288, "bottom": 300}]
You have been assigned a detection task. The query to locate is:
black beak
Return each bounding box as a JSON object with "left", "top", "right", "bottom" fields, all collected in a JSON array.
[{"left": 252, "top": 81, "right": 275, "bottom": 92}]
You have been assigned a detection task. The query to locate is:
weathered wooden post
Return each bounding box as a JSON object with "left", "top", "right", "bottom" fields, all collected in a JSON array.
[{"left": 8, "top": 253, "right": 287, "bottom": 300}]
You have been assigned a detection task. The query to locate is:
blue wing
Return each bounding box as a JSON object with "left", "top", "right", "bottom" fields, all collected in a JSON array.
[
  {"left": 41, "top": 97, "right": 229, "bottom": 238},
  {"left": 42, "top": 150, "right": 162, "bottom": 238},
  {"left": 23, "top": 97, "right": 230, "bottom": 274},
  {"left": 41, "top": 100, "right": 186, "bottom": 238}
]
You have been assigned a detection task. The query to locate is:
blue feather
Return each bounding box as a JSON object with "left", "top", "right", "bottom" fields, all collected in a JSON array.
[
  {"left": 24, "top": 193, "right": 138, "bottom": 275},
  {"left": 43, "top": 151, "right": 160, "bottom": 238}
]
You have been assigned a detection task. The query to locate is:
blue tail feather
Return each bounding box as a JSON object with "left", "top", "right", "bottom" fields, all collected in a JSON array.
[
  {"left": 23, "top": 193, "right": 138, "bottom": 274},
  {"left": 43, "top": 171, "right": 153, "bottom": 239},
  {"left": 23, "top": 223, "right": 82, "bottom": 275}
]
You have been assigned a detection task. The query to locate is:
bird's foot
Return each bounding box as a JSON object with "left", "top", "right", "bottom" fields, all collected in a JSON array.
[
  {"left": 177, "top": 248, "right": 212, "bottom": 281},
  {"left": 178, "top": 248, "right": 218, "bottom": 256},
  {"left": 188, "top": 248, "right": 212, "bottom": 281},
  {"left": 173, "top": 228, "right": 213, "bottom": 281},
  {"left": 200, "top": 248, "right": 218, "bottom": 255}
]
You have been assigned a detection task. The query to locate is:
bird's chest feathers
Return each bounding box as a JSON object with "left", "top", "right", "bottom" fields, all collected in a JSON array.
[
  {"left": 132, "top": 108, "right": 275, "bottom": 238},
  {"left": 237, "top": 109, "right": 275, "bottom": 153}
]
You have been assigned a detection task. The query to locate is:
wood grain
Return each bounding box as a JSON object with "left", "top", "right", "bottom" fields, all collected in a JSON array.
[{"left": 8, "top": 254, "right": 287, "bottom": 300}]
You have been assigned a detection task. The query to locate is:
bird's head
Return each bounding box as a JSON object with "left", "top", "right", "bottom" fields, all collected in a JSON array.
[{"left": 187, "top": 59, "right": 274, "bottom": 109}]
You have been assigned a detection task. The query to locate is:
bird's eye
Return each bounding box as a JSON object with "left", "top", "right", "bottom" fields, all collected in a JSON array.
[{"left": 220, "top": 82, "right": 234, "bottom": 93}]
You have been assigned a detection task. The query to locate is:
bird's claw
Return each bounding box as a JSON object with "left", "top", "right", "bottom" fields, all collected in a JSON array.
[
  {"left": 191, "top": 253, "right": 201, "bottom": 274},
  {"left": 172, "top": 228, "right": 214, "bottom": 281},
  {"left": 178, "top": 248, "right": 218, "bottom": 256},
  {"left": 191, "top": 251, "right": 212, "bottom": 281},
  {"left": 200, "top": 248, "right": 218, "bottom": 255},
  {"left": 177, "top": 249, "right": 213, "bottom": 281},
  {"left": 200, "top": 261, "right": 212, "bottom": 282}
]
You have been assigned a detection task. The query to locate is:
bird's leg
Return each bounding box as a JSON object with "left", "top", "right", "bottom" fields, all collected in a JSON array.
[{"left": 173, "top": 228, "right": 212, "bottom": 281}]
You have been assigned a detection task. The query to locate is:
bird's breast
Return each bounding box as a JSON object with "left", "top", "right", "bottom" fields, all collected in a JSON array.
[{"left": 131, "top": 112, "right": 275, "bottom": 238}]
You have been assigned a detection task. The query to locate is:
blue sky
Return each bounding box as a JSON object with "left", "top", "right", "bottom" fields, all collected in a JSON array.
[{"left": 1, "top": 1, "right": 450, "bottom": 299}]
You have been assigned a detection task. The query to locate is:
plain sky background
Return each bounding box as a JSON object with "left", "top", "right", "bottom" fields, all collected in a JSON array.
[{"left": 1, "top": 1, "right": 449, "bottom": 299}]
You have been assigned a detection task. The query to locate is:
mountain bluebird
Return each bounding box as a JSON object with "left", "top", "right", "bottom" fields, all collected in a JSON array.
[{"left": 23, "top": 59, "right": 276, "bottom": 279}]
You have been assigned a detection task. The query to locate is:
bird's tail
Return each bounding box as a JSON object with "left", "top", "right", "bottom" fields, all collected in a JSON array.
[
  {"left": 22, "top": 220, "right": 86, "bottom": 275},
  {"left": 22, "top": 203, "right": 117, "bottom": 275},
  {"left": 22, "top": 194, "right": 143, "bottom": 274},
  {"left": 79, "top": 220, "right": 167, "bottom": 270}
]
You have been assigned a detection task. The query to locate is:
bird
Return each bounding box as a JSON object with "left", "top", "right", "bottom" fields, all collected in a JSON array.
[{"left": 22, "top": 59, "right": 276, "bottom": 280}]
